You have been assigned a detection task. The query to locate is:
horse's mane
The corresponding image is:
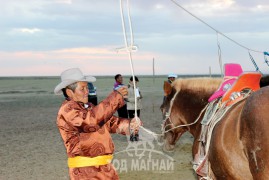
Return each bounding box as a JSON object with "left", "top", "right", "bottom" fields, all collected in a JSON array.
[{"left": 172, "top": 77, "right": 222, "bottom": 93}]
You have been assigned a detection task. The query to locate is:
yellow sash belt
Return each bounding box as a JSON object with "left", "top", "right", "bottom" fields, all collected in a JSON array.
[{"left": 68, "top": 155, "right": 113, "bottom": 168}]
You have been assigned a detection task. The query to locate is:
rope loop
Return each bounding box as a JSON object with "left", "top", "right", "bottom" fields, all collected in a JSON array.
[{"left": 116, "top": 45, "right": 138, "bottom": 53}]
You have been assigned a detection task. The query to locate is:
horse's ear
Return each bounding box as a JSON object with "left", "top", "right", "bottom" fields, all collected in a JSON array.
[
  {"left": 260, "top": 75, "right": 269, "bottom": 87},
  {"left": 164, "top": 81, "right": 172, "bottom": 96}
]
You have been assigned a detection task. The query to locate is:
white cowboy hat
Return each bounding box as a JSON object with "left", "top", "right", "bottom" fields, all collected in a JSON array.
[
  {"left": 168, "top": 73, "right": 177, "bottom": 78},
  {"left": 54, "top": 68, "right": 96, "bottom": 95}
]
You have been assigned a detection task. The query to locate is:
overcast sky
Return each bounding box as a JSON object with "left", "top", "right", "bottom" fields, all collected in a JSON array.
[{"left": 0, "top": 0, "right": 268, "bottom": 76}]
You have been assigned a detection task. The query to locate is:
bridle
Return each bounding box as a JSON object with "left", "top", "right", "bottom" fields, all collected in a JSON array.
[{"left": 161, "top": 91, "right": 209, "bottom": 135}]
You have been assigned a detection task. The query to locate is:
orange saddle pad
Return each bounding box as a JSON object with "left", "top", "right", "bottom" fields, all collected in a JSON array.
[{"left": 222, "top": 72, "right": 262, "bottom": 103}]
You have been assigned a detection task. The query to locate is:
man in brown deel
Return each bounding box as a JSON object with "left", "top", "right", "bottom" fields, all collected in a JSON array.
[{"left": 54, "top": 68, "right": 142, "bottom": 180}]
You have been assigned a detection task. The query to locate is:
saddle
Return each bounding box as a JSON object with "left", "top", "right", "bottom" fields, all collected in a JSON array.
[
  {"left": 208, "top": 63, "right": 243, "bottom": 102},
  {"left": 222, "top": 72, "right": 262, "bottom": 105}
]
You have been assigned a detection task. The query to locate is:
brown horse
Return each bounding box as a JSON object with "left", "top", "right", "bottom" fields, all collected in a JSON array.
[{"left": 161, "top": 77, "right": 269, "bottom": 179}]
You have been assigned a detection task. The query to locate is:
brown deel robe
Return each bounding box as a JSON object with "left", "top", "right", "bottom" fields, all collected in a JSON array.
[{"left": 57, "top": 91, "right": 130, "bottom": 180}]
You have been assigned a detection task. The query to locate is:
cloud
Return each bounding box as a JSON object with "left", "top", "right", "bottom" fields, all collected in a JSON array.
[
  {"left": 0, "top": 0, "right": 268, "bottom": 76},
  {"left": 0, "top": 46, "right": 156, "bottom": 76},
  {"left": 12, "top": 28, "right": 42, "bottom": 34},
  {"left": 55, "top": 0, "right": 72, "bottom": 4},
  {"left": 54, "top": 47, "right": 113, "bottom": 54}
]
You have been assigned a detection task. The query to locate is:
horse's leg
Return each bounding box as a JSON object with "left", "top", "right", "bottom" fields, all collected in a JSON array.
[{"left": 173, "top": 130, "right": 185, "bottom": 145}]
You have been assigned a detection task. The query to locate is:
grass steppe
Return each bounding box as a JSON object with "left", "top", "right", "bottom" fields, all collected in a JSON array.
[{"left": 0, "top": 76, "right": 196, "bottom": 180}]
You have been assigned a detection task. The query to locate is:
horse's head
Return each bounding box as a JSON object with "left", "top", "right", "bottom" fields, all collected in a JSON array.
[
  {"left": 161, "top": 87, "right": 178, "bottom": 151},
  {"left": 162, "top": 78, "right": 222, "bottom": 152}
]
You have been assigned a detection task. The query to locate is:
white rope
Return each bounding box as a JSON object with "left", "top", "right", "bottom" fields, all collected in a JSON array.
[
  {"left": 162, "top": 102, "right": 209, "bottom": 134},
  {"left": 216, "top": 33, "right": 223, "bottom": 77},
  {"left": 143, "top": 90, "right": 208, "bottom": 137},
  {"left": 119, "top": 0, "right": 137, "bottom": 118},
  {"left": 119, "top": 0, "right": 157, "bottom": 137},
  {"left": 118, "top": 0, "right": 206, "bottom": 138},
  {"left": 117, "top": 0, "right": 138, "bottom": 52}
]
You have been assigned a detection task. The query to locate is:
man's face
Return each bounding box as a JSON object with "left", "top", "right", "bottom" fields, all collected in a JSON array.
[
  {"left": 68, "top": 82, "right": 89, "bottom": 104},
  {"left": 169, "top": 77, "right": 175, "bottom": 82},
  {"left": 117, "top": 76, "right": 123, "bottom": 83}
]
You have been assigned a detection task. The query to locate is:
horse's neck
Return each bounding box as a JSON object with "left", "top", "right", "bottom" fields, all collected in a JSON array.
[{"left": 178, "top": 89, "right": 209, "bottom": 138}]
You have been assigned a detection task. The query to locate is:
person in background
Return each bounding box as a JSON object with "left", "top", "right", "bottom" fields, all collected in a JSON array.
[
  {"left": 160, "top": 73, "right": 177, "bottom": 119},
  {"left": 126, "top": 76, "right": 142, "bottom": 118},
  {"left": 113, "top": 74, "right": 124, "bottom": 90},
  {"left": 163, "top": 73, "right": 177, "bottom": 99},
  {"left": 113, "top": 74, "right": 128, "bottom": 118},
  {"left": 54, "top": 68, "right": 142, "bottom": 180},
  {"left": 126, "top": 76, "right": 143, "bottom": 141}
]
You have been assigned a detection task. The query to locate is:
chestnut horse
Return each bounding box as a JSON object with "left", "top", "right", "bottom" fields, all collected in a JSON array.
[{"left": 161, "top": 77, "right": 269, "bottom": 179}]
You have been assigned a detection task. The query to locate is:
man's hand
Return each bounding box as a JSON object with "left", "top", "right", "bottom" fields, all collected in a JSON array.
[
  {"left": 116, "top": 86, "right": 128, "bottom": 98},
  {"left": 130, "top": 117, "right": 143, "bottom": 134}
]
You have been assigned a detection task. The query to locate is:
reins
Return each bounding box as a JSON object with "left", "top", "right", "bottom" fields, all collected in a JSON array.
[{"left": 162, "top": 101, "right": 210, "bottom": 134}]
